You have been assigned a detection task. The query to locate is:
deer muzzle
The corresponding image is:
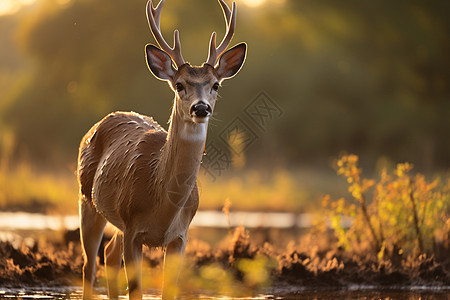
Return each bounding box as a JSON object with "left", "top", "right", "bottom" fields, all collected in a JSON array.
[{"left": 191, "top": 102, "right": 211, "bottom": 118}]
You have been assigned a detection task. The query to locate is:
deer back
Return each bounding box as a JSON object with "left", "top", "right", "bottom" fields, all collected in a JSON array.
[{"left": 79, "top": 112, "right": 170, "bottom": 229}]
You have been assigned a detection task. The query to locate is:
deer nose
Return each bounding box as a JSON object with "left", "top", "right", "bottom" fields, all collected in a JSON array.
[{"left": 191, "top": 102, "right": 211, "bottom": 118}]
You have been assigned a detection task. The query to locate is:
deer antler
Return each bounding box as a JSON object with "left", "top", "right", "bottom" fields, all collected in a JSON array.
[
  {"left": 146, "top": 0, "right": 185, "bottom": 67},
  {"left": 206, "top": 0, "right": 237, "bottom": 67}
]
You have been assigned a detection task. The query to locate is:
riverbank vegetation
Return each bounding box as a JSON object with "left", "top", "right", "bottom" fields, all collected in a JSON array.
[{"left": 0, "top": 155, "right": 448, "bottom": 295}]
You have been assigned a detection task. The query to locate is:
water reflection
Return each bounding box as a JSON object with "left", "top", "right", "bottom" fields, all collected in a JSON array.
[
  {"left": 0, "top": 287, "right": 448, "bottom": 300},
  {"left": 274, "top": 289, "right": 450, "bottom": 300},
  {"left": 0, "top": 211, "right": 316, "bottom": 231}
]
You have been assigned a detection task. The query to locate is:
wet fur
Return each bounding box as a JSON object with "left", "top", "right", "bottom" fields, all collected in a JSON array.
[{"left": 78, "top": 111, "right": 199, "bottom": 246}]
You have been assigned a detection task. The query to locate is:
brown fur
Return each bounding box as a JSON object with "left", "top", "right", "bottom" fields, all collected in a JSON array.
[{"left": 78, "top": 111, "right": 199, "bottom": 246}]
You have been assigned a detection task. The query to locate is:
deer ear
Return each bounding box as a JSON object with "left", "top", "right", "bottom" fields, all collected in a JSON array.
[
  {"left": 145, "top": 44, "right": 176, "bottom": 81},
  {"left": 215, "top": 43, "right": 247, "bottom": 82}
]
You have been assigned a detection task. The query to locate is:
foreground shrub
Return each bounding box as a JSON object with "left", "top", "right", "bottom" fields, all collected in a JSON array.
[{"left": 323, "top": 154, "right": 450, "bottom": 258}]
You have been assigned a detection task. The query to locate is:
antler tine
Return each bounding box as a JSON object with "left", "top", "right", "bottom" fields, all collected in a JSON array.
[
  {"left": 206, "top": 1, "right": 237, "bottom": 66},
  {"left": 146, "top": 0, "right": 185, "bottom": 67},
  {"left": 218, "top": 0, "right": 232, "bottom": 26},
  {"left": 153, "top": 0, "right": 164, "bottom": 30},
  {"left": 216, "top": 2, "right": 236, "bottom": 55}
]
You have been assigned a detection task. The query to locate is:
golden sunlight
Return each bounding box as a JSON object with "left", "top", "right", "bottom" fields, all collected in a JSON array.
[
  {"left": 239, "top": 0, "right": 285, "bottom": 8},
  {"left": 0, "top": 0, "right": 36, "bottom": 16},
  {"left": 240, "top": 0, "right": 266, "bottom": 8}
]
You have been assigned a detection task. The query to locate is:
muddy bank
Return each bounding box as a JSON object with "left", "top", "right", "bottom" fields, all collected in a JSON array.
[
  {"left": 0, "top": 240, "right": 82, "bottom": 287},
  {"left": 0, "top": 227, "right": 449, "bottom": 292}
]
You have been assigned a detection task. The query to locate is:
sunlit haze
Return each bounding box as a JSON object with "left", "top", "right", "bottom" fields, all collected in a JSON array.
[
  {"left": 240, "top": 0, "right": 285, "bottom": 8},
  {"left": 0, "top": 0, "right": 284, "bottom": 16},
  {"left": 0, "top": 0, "right": 36, "bottom": 16},
  {"left": 240, "top": 0, "right": 266, "bottom": 8}
]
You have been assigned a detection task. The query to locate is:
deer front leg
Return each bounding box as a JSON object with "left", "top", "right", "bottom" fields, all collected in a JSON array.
[
  {"left": 80, "top": 200, "right": 106, "bottom": 300},
  {"left": 162, "top": 236, "right": 187, "bottom": 300},
  {"left": 123, "top": 231, "right": 143, "bottom": 300},
  {"left": 104, "top": 232, "right": 123, "bottom": 300}
]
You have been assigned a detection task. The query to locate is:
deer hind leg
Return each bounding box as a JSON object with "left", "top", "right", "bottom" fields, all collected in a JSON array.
[
  {"left": 123, "top": 230, "right": 143, "bottom": 300},
  {"left": 104, "top": 231, "right": 123, "bottom": 300},
  {"left": 80, "top": 198, "right": 106, "bottom": 299},
  {"left": 162, "top": 236, "right": 187, "bottom": 300}
]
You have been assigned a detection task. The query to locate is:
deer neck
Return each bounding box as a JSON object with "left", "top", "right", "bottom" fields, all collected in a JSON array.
[{"left": 156, "top": 98, "right": 207, "bottom": 210}]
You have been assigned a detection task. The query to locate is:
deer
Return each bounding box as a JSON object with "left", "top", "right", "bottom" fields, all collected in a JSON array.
[{"left": 77, "top": 0, "right": 246, "bottom": 299}]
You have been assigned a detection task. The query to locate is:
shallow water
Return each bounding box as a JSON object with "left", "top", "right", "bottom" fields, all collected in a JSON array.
[
  {"left": 0, "top": 287, "right": 448, "bottom": 300},
  {"left": 0, "top": 211, "right": 316, "bottom": 231},
  {"left": 0, "top": 211, "right": 312, "bottom": 247},
  {"left": 273, "top": 287, "right": 450, "bottom": 299}
]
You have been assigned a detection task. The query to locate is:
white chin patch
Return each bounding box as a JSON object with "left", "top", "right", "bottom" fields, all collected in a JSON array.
[
  {"left": 180, "top": 120, "right": 207, "bottom": 142},
  {"left": 192, "top": 116, "right": 209, "bottom": 124}
]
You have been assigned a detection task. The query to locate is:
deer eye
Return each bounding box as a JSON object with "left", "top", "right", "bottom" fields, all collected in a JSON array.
[
  {"left": 175, "top": 83, "right": 184, "bottom": 93},
  {"left": 212, "top": 83, "right": 220, "bottom": 92}
]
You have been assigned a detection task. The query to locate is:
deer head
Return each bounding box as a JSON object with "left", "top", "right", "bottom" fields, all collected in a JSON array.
[{"left": 145, "top": 0, "right": 247, "bottom": 125}]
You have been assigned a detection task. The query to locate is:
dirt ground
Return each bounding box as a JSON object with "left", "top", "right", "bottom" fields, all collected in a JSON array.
[{"left": 0, "top": 226, "right": 449, "bottom": 296}]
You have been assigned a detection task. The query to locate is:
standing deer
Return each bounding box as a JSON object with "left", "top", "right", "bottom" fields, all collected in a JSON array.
[{"left": 77, "top": 0, "right": 246, "bottom": 299}]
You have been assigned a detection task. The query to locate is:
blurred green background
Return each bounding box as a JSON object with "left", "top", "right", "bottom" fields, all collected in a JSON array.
[{"left": 0, "top": 0, "right": 449, "bottom": 213}]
